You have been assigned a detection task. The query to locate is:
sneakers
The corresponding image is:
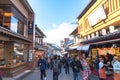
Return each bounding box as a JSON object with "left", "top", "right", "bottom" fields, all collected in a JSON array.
[{"left": 44, "top": 77, "right": 47, "bottom": 80}]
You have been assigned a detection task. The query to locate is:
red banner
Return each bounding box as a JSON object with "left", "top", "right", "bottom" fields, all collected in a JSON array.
[{"left": 98, "top": 48, "right": 115, "bottom": 55}]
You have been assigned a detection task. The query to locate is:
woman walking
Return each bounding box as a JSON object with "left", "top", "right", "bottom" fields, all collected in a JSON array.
[{"left": 80, "top": 54, "right": 91, "bottom": 80}]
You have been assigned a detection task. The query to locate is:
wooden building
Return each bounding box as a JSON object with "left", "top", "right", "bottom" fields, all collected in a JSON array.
[
  {"left": 77, "top": 0, "right": 120, "bottom": 59},
  {"left": 0, "top": 0, "right": 34, "bottom": 77}
]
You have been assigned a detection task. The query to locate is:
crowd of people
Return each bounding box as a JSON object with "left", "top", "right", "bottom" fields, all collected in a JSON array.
[
  {"left": 94, "top": 53, "right": 120, "bottom": 80},
  {"left": 38, "top": 53, "right": 91, "bottom": 80},
  {"left": 38, "top": 52, "right": 120, "bottom": 80}
]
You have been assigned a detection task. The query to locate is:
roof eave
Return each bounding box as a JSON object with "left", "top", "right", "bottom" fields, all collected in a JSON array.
[
  {"left": 77, "top": 0, "right": 97, "bottom": 19},
  {"left": 19, "top": 0, "right": 34, "bottom": 14},
  {"left": 69, "top": 27, "right": 78, "bottom": 36},
  {"left": 35, "top": 25, "right": 46, "bottom": 37}
]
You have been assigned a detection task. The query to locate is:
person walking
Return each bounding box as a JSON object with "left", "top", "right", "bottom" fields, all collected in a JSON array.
[
  {"left": 94, "top": 55, "right": 100, "bottom": 79},
  {"left": 53, "top": 55, "right": 60, "bottom": 80},
  {"left": 50, "top": 57, "right": 54, "bottom": 70},
  {"left": 80, "top": 54, "right": 91, "bottom": 80},
  {"left": 71, "top": 55, "right": 83, "bottom": 80},
  {"left": 38, "top": 56, "right": 47, "bottom": 80},
  {"left": 64, "top": 56, "right": 70, "bottom": 74},
  {"left": 47, "top": 57, "right": 51, "bottom": 69},
  {"left": 112, "top": 55, "right": 120, "bottom": 80},
  {"left": 98, "top": 56, "right": 106, "bottom": 80},
  {"left": 58, "top": 56, "right": 62, "bottom": 74}
]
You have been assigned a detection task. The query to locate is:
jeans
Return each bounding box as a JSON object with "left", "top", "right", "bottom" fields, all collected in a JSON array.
[
  {"left": 59, "top": 66, "right": 62, "bottom": 74},
  {"left": 53, "top": 72, "right": 59, "bottom": 80},
  {"left": 40, "top": 70, "right": 46, "bottom": 80},
  {"left": 65, "top": 65, "right": 69, "bottom": 74},
  {"left": 73, "top": 72, "right": 82, "bottom": 80}
]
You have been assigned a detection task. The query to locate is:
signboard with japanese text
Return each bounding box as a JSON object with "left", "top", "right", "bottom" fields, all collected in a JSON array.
[
  {"left": 88, "top": 6, "right": 106, "bottom": 26},
  {"left": 91, "top": 49, "right": 98, "bottom": 59},
  {"left": 28, "top": 21, "right": 34, "bottom": 34}
]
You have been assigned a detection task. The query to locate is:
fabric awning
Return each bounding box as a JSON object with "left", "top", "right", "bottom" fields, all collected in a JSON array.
[
  {"left": 35, "top": 45, "right": 46, "bottom": 50},
  {"left": 67, "top": 45, "right": 79, "bottom": 51},
  {"left": 77, "top": 46, "right": 83, "bottom": 50},
  {"left": 77, "top": 45, "right": 90, "bottom": 51}
]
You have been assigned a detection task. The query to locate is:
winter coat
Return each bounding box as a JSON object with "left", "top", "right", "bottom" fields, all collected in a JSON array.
[
  {"left": 39, "top": 59, "right": 47, "bottom": 70},
  {"left": 71, "top": 60, "right": 83, "bottom": 72}
]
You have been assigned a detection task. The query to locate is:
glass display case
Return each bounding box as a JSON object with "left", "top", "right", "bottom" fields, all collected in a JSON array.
[{"left": 0, "top": 43, "right": 5, "bottom": 66}]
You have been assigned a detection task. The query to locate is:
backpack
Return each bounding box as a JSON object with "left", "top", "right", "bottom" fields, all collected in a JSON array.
[
  {"left": 65, "top": 58, "right": 71, "bottom": 66},
  {"left": 67, "top": 58, "right": 71, "bottom": 65},
  {"left": 53, "top": 60, "right": 59, "bottom": 72}
]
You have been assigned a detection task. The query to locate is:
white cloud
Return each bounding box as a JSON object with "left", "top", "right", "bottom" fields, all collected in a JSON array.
[
  {"left": 52, "top": 24, "right": 57, "bottom": 28},
  {"left": 44, "top": 22, "right": 76, "bottom": 46}
]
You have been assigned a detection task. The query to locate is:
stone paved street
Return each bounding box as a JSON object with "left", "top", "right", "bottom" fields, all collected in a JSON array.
[
  {"left": 21, "top": 67, "right": 99, "bottom": 80},
  {"left": 22, "top": 67, "right": 74, "bottom": 80}
]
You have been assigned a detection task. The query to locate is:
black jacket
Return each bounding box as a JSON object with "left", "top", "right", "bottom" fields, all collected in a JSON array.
[{"left": 71, "top": 60, "right": 83, "bottom": 72}]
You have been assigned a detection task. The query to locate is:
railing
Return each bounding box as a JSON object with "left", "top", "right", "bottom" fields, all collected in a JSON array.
[{"left": 0, "top": 25, "right": 32, "bottom": 42}]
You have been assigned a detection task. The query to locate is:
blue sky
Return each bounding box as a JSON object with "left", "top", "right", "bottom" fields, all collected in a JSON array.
[{"left": 27, "top": 0, "right": 90, "bottom": 45}]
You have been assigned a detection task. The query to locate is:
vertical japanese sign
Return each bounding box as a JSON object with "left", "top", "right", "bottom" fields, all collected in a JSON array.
[{"left": 28, "top": 21, "right": 33, "bottom": 34}]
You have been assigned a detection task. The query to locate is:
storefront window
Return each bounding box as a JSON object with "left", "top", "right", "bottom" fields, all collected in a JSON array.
[
  {"left": 10, "top": 16, "right": 18, "bottom": 32},
  {"left": 0, "top": 6, "right": 27, "bottom": 35},
  {"left": 13, "top": 43, "right": 28, "bottom": 64}
]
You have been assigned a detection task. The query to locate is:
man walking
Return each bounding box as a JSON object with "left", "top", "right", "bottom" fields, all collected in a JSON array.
[
  {"left": 71, "top": 55, "right": 83, "bottom": 80},
  {"left": 38, "top": 56, "right": 47, "bottom": 80},
  {"left": 64, "top": 56, "right": 70, "bottom": 74},
  {"left": 58, "top": 56, "right": 62, "bottom": 74},
  {"left": 53, "top": 55, "right": 60, "bottom": 80}
]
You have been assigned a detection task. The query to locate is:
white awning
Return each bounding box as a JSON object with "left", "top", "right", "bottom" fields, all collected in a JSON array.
[
  {"left": 68, "top": 45, "right": 79, "bottom": 50},
  {"left": 77, "top": 46, "right": 82, "bottom": 50},
  {"left": 77, "top": 45, "right": 90, "bottom": 51}
]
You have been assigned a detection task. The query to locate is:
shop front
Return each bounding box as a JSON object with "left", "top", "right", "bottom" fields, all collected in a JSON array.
[
  {"left": 0, "top": 0, "right": 35, "bottom": 77},
  {"left": 0, "top": 41, "right": 29, "bottom": 77},
  {"left": 35, "top": 46, "right": 46, "bottom": 67},
  {"left": 77, "top": 45, "right": 92, "bottom": 64},
  {"left": 67, "top": 49, "right": 77, "bottom": 58},
  {"left": 77, "top": 45, "right": 91, "bottom": 57},
  {"left": 91, "top": 38, "right": 120, "bottom": 60},
  {"left": 66, "top": 45, "right": 79, "bottom": 58}
]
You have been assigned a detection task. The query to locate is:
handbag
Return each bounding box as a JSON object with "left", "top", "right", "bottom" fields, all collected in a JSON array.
[
  {"left": 105, "top": 67, "right": 113, "bottom": 76},
  {"left": 105, "top": 70, "right": 113, "bottom": 76}
]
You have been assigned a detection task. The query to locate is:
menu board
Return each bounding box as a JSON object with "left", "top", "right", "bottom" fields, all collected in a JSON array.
[
  {"left": 91, "top": 49, "right": 98, "bottom": 59},
  {"left": 115, "top": 48, "right": 120, "bottom": 55}
]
